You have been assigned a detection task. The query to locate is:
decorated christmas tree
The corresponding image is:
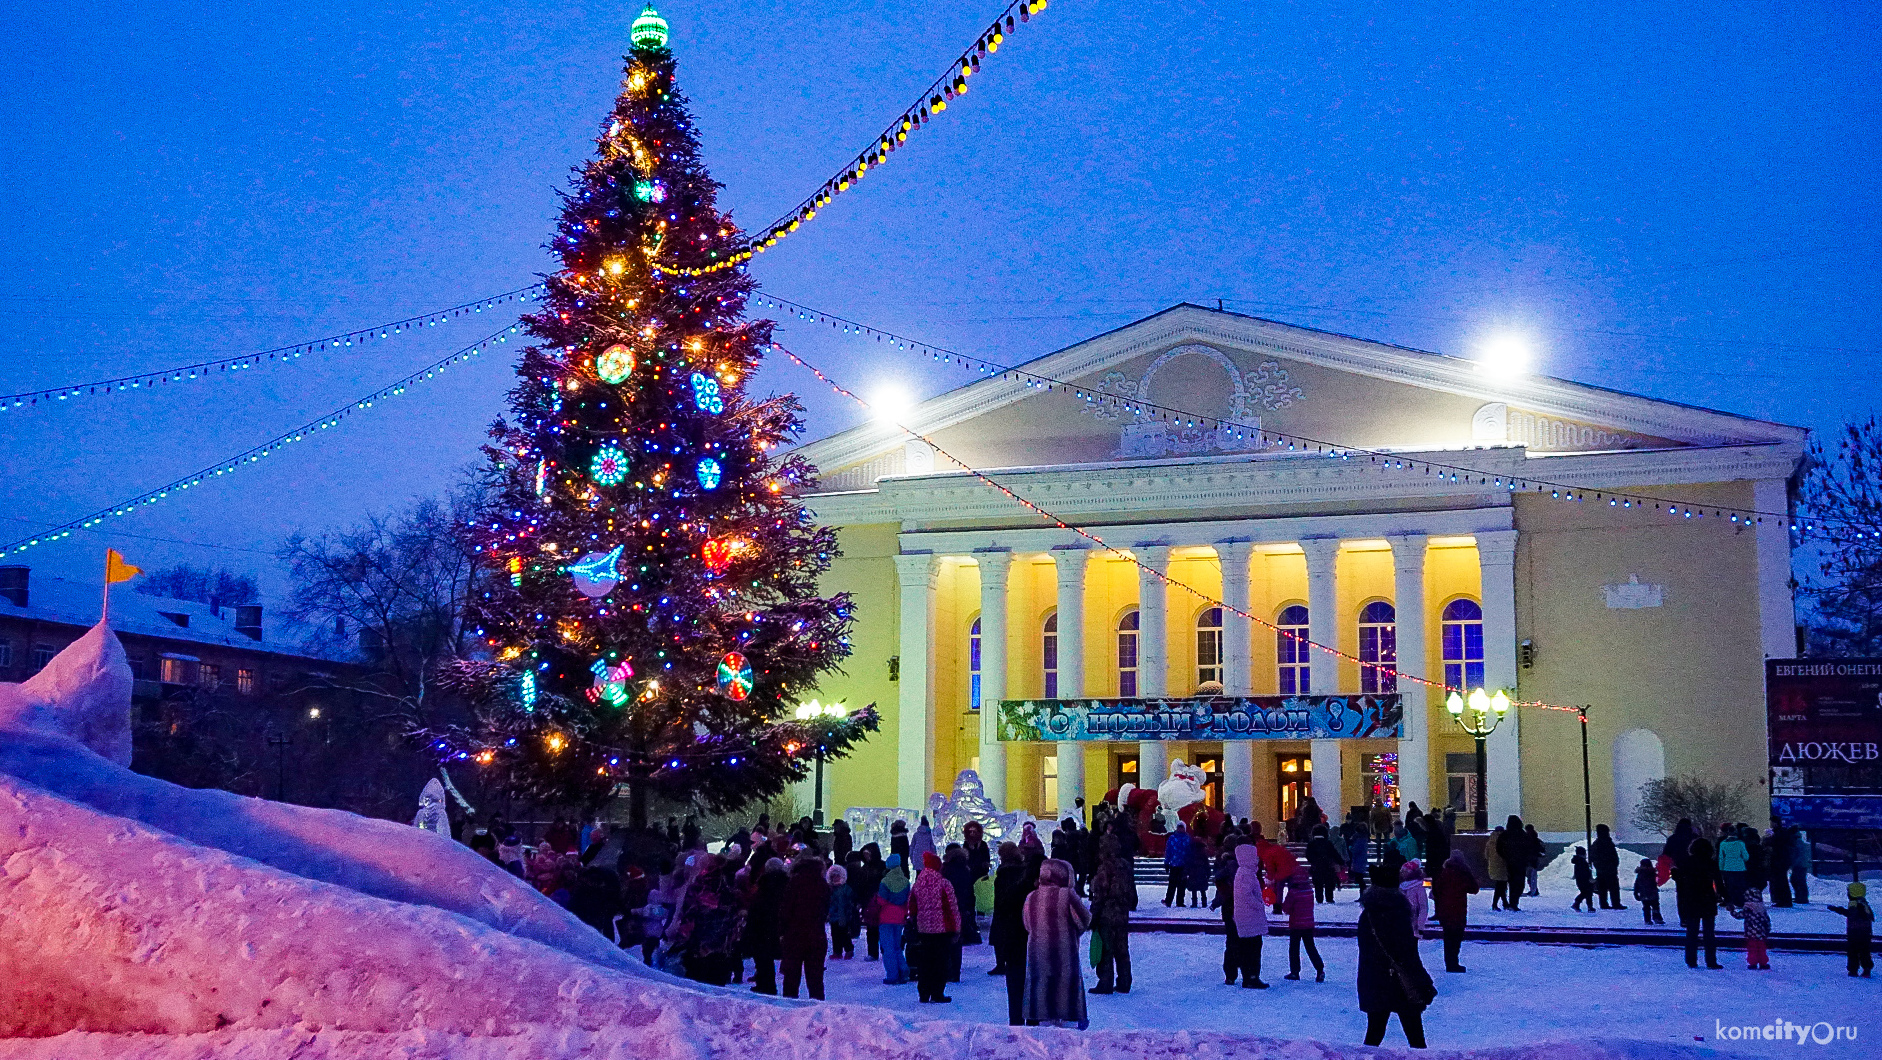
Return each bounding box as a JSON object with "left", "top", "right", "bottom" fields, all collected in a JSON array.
[{"left": 444, "top": 5, "right": 873, "bottom": 825}]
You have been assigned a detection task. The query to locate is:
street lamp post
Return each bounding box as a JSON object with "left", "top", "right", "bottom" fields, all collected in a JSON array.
[
  {"left": 793, "top": 700, "right": 849, "bottom": 828},
  {"left": 1446, "top": 687, "right": 1511, "bottom": 832}
]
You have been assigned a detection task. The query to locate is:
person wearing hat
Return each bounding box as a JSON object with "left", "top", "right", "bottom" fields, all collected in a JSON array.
[{"left": 1828, "top": 882, "right": 1875, "bottom": 977}]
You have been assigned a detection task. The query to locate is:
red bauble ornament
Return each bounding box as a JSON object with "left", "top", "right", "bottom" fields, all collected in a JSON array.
[{"left": 701, "top": 538, "right": 732, "bottom": 574}]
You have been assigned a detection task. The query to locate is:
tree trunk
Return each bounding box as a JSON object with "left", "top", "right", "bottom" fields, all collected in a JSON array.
[{"left": 628, "top": 777, "right": 648, "bottom": 830}]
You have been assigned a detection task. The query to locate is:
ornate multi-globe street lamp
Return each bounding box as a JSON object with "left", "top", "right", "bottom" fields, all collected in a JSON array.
[{"left": 1446, "top": 687, "right": 1510, "bottom": 832}]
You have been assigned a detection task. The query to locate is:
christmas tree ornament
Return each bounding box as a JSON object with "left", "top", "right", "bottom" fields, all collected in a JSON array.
[
  {"left": 596, "top": 344, "right": 635, "bottom": 384},
  {"left": 633, "top": 179, "right": 668, "bottom": 203},
  {"left": 690, "top": 371, "right": 723, "bottom": 413},
  {"left": 568, "top": 544, "right": 624, "bottom": 598},
  {"left": 629, "top": 4, "right": 669, "bottom": 49},
  {"left": 508, "top": 556, "right": 523, "bottom": 587},
  {"left": 591, "top": 655, "right": 634, "bottom": 706},
  {"left": 534, "top": 459, "right": 548, "bottom": 496},
  {"left": 716, "top": 652, "right": 753, "bottom": 701},
  {"left": 590, "top": 444, "right": 629, "bottom": 486},
  {"left": 519, "top": 670, "right": 537, "bottom": 712},
  {"left": 701, "top": 537, "right": 732, "bottom": 574},
  {"left": 696, "top": 457, "right": 722, "bottom": 490}
]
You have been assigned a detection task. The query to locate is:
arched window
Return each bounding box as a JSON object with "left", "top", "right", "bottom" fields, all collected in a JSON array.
[
  {"left": 1358, "top": 600, "right": 1397, "bottom": 694},
  {"left": 1117, "top": 610, "right": 1140, "bottom": 697},
  {"left": 1043, "top": 611, "right": 1059, "bottom": 698},
  {"left": 968, "top": 616, "right": 982, "bottom": 711},
  {"left": 1442, "top": 598, "right": 1485, "bottom": 691},
  {"left": 1277, "top": 604, "right": 1310, "bottom": 695},
  {"left": 1196, "top": 606, "right": 1223, "bottom": 688}
]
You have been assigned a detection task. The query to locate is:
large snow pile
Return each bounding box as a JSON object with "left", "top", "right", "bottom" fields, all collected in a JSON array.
[{"left": 0, "top": 626, "right": 1739, "bottom": 1059}]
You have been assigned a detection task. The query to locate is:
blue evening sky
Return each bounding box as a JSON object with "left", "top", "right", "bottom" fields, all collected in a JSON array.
[{"left": 1, "top": 0, "right": 1877, "bottom": 594}]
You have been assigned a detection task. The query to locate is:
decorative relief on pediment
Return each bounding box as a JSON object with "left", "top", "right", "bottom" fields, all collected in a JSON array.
[
  {"left": 1474, "top": 402, "right": 1669, "bottom": 452},
  {"left": 1084, "top": 344, "right": 1301, "bottom": 459},
  {"left": 1603, "top": 575, "right": 1665, "bottom": 610}
]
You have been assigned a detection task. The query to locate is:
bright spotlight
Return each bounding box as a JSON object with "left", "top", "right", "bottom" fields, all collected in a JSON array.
[
  {"left": 1476, "top": 333, "right": 1532, "bottom": 379},
  {"left": 870, "top": 383, "right": 912, "bottom": 425}
]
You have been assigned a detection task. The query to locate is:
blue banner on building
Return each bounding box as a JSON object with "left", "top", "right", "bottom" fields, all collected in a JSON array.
[
  {"left": 996, "top": 694, "right": 1403, "bottom": 742},
  {"left": 1767, "top": 659, "right": 1882, "bottom": 831}
]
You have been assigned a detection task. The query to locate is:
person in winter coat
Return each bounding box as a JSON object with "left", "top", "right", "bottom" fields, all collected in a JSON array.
[
  {"left": 827, "top": 864, "right": 860, "bottom": 959},
  {"left": 1426, "top": 811, "right": 1453, "bottom": 869},
  {"left": 1348, "top": 819, "right": 1372, "bottom": 898},
  {"left": 1591, "top": 824, "right": 1624, "bottom": 909},
  {"left": 1405, "top": 805, "right": 1428, "bottom": 860},
  {"left": 876, "top": 855, "right": 912, "bottom": 984},
  {"left": 1828, "top": 882, "right": 1874, "bottom": 976},
  {"left": 907, "top": 851, "right": 961, "bottom": 1003},
  {"left": 672, "top": 854, "right": 743, "bottom": 986},
  {"left": 1674, "top": 837, "right": 1724, "bottom": 969},
  {"left": 831, "top": 819, "right": 853, "bottom": 865},
  {"left": 1282, "top": 868, "right": 1324, "bottom": 981},
  {"left": 1184, "top": 829, "right": 1212, "bottom": 906},
  {"left": 1231, "top": 841, "right": 1272, "bottom": 988},
  {"left": 1570, "top": 848, "right": 1596, "bottom": 912},
  {"left": 1022, "top": 858, "right": 1091, "bottom": 1028},
  {"left": 1307, "top": 824, "right": 1343, "bottom": 902},
  {"left": 1523, "top": 824, "right": 1543, "bottom": 897},
  {"left": 569, "top": 864, "right": 624, "bottom": 942},
  {"left": 1728, "top": 887, "right": 1771, "bottom": 970},
  {"left": 1019, "top": 821, "right": 1046, "bottom": 858},
  {"left": 1400, "top": 860, "right": 1430, "bottom": 935},
  {"left": 1764, "top": 821, "right": 1794, "bottom": 907},
  {"left": 1430, "top": 850, "right": 1479, "bottom": 973},
  {"left": 963, "top": 821, "right": 993, "bottom": 882},
  {"left": 990, "top": 842, "right": 1037, "bottom": 1022},
  {"left": 1162, "top": 824, "right": 1193, "bottom": 907},
  {"left": 1214, "top": 836, "right": 1244, "bottom": 983},
  {"left": 1496, "top": 818, "right": 1530, "bottom": 911},
  {"left": 1357, "top": 862, "right": 1436, "bottom": 1048},
  {"left": 779, "top": 857, "right": 833, "bottom": 999},
  {"left": 911, "top": 818, "right": 937, "bottom": 872},
  {"left": 1633, "top": 858, "right": 1665, "bottom": 925},
  {"left": 943, "top": 844, "right": 980, "bottom": 959},
  {"left": 1369, "top": 801, "right": 1393, "bottom": 838},
  {"left": 1254, "top": 823, "right": 1301, "bottom": 914},
  {"left": 855, "top": 844, "right": 886, "bottom": 959},
  {"left": 1716, "top": 824, "right": 1750, "bottom": 909},
  {"left": 743, "top": 859, "right": 789, "bottom": 993},
  {"left": 544, "top": 815, "right": 579, "bottom": 855},
  {"left": 1088, "top": 832, "right": 1137, "bottom": 993},
  {"left": 1485, "top": 827, "right": 1510, "bottom": 911},
  {"left": 1790, "top": 825, "right": 1813, "bottom": 905}
]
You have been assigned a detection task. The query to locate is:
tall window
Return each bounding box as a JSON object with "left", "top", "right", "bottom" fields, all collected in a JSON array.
[
  {"left": 1277, "top": 604, "right": 1310, "bottom": 694},
  {"left": 1195, "top": 607, "right": 1223, "bottom": 688},
  {"left": 1043, "top": 612, "right": 1059, "bottom": 698},
  {"left": 1442, "top": 598, "right": 1486, "bottom": 691},
  {"left": 968, "top": 616, "right": 982, "bottom": 711},
  {"left": 236, "top": 667, "right": 258, "bottom": 695},
  {"left": 1117, "top": 610, "right": 1140, "bottom": 697},
  {"left": 1358, "top": 600, "right": 1398, "bottom": 693}
]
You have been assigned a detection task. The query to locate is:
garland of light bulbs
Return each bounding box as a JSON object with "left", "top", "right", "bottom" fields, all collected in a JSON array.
[
  {"left": 3, "top": 285, "right": 544, "bottom": 412},
  {"left": 652, "top": 0, "right": 1060, "bottom": 278},
  {"left": 776, "top": 338, "right": 1585, "bottom": 717},
  {"left": 752, "top": 292, "right": 1858, "bottom": 536},
  {"left": 0, "top": 324, "right": 520, "bottom": 556}
]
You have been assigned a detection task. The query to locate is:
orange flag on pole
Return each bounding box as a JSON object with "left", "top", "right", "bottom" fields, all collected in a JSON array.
[{"left": 106, "top": 549, "right": 142, "bottom": 584}]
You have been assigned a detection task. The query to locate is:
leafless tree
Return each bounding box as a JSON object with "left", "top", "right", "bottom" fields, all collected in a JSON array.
[
  {"left": 1631, "top": 774, "right": 1754, "bottom": 839},
  {"left": 1797, "top": 418, "right": 1882, "bottom": 656}
]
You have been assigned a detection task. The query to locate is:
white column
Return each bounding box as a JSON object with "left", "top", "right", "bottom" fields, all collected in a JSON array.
[
  {"left": 1217, "top": 541, "right": 1257, "bottom": 821},
  {"left": 1136, "top": 545, "right": 1170, "bottom": 789},
  {"left": 1387, "top": 534, "right": 1430, "bottom": 812},
  {"left": 1053, "top": 548, "right": 1090, "bottom": 821},
  {"left": 975, "top": 551, "right": 1013, "bottom": 808},
  {"left": 1478, "top": 530, "right": 1522, "bottom": 824},
  {"left": 893, "top": 552, "right": 939, "bottom": 810},
  {"left": 1753, "top": 478, "right": 1797, "bottom": 659},
  {"left": 1301, "top": 537, "right": 1344, "bottom": 819}
]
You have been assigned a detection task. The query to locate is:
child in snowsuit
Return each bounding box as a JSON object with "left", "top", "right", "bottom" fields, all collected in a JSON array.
[
  {"left": 827, "top": 864, "right": 860, "bottom": 959},
  {"left": 1728, "top": 887, "right": 1771, "bottom": 969},
  {"left": 1633, "top": 859, "right": 1665, "bottom": 925},
  {"left": 1829, "top": 882, "right": 1875, "bottom": 977},
  {"left": 1571, "top": 848, "right": 1596, "bottom": 912}
]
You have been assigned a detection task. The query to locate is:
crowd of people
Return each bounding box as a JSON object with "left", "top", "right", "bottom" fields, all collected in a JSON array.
[{"left": 445, "top": 801, "right": 1867, "bottom": 1050}]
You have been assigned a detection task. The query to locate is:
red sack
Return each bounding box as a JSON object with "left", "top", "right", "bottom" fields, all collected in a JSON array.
[{"left": 1655, "top": 853, "right": 1673, "bottom": 887}]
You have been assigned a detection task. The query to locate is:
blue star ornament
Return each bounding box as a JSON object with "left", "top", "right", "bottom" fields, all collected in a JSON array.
[{"left": 569, "top": 545, "right": 624, "bottom": 599}]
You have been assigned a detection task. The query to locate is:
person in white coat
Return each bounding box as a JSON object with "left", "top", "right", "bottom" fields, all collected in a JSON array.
[
  {"left": 1399, "top": 860, "right": 1430, "bottom": 936},
  {"left": 1231, "top": 841, "right": 1272, "bottom": 988}
]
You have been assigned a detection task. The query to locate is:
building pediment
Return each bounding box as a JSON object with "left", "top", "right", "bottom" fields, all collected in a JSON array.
[{"left": 795, "top": 304, "right": 1806, "bottom": 491}]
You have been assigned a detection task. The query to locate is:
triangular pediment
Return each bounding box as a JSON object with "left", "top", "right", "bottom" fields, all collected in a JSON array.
[{"left": 796, "top": 304, "right": 1805, "bottom": 491}]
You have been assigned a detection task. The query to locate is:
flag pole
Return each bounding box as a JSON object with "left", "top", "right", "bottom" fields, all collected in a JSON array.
[{"left": 101, "top": 550, "right": 110, "bottom": 625}]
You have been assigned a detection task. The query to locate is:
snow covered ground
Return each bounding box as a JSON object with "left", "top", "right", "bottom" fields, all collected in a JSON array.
[
  {"left": 825, "top": 931, "right": 1875, "bottom": 1059},
  {"left": 0, "top": 627, "right": 1855, "bottom": 1059}
]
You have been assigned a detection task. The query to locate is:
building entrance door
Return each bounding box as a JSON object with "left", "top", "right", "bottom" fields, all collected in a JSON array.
[{"left": 1276, "top": 754, "right": 1312, "bottom": 824}]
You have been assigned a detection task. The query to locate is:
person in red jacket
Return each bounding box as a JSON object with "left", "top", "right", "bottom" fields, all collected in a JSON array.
[
  {"left": 778, "top": 856, "right": 833, "bottom": 999},
  {"left": 1253, "top": 822, "right": 1302, "bottom": 914},
  {"left": 1281, "top": 867, "right": 1324, "bottom": 981},
  {"left": 1430, "top": 849, "right": 1481, "bottom": 973}
]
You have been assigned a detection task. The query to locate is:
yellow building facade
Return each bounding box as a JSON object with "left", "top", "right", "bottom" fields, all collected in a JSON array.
[{"left": 795, "top": 306, "right": 1803, "bottom": 840}]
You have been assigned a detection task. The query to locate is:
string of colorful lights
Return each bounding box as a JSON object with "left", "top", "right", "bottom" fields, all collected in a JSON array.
[
  {"left": 752, "top": 292, "right": 1860, "bottom": 536},
  {"left": 2, "top": 285, "right": 544, "bottom": 412},
  {"left": 774, "top": 340, "right": 1583, "bottom": 716},
  {"left": 0, "top": 323, "right": 521, "bottom": 557},
  {"left": 653, "top": 0, "right": 1060, "bottom": 278}
]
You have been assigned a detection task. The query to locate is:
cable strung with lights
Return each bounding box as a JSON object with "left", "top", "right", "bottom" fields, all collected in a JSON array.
[
  {"left": 774, "top": 340, "right": 1584, "bottom": 717},
  {"left": 649, "top": 0, "right": 1062, "bottom": 278},
  {"left": 754, "top": 292, "right": 1857, "bottom": 535},
  {"left": 3, "top": 285, "right": 544, "bottom": 412},
  {"left": 0, "top": 324, "right": 521, "bottom": 557},
  {"left": 420, "top": 6, "right": 877, "bottom": 814}
]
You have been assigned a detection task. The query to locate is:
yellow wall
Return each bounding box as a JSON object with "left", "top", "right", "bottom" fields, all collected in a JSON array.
[{"left": 812, "top": 524, "right": 904, "bottom": 819}]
